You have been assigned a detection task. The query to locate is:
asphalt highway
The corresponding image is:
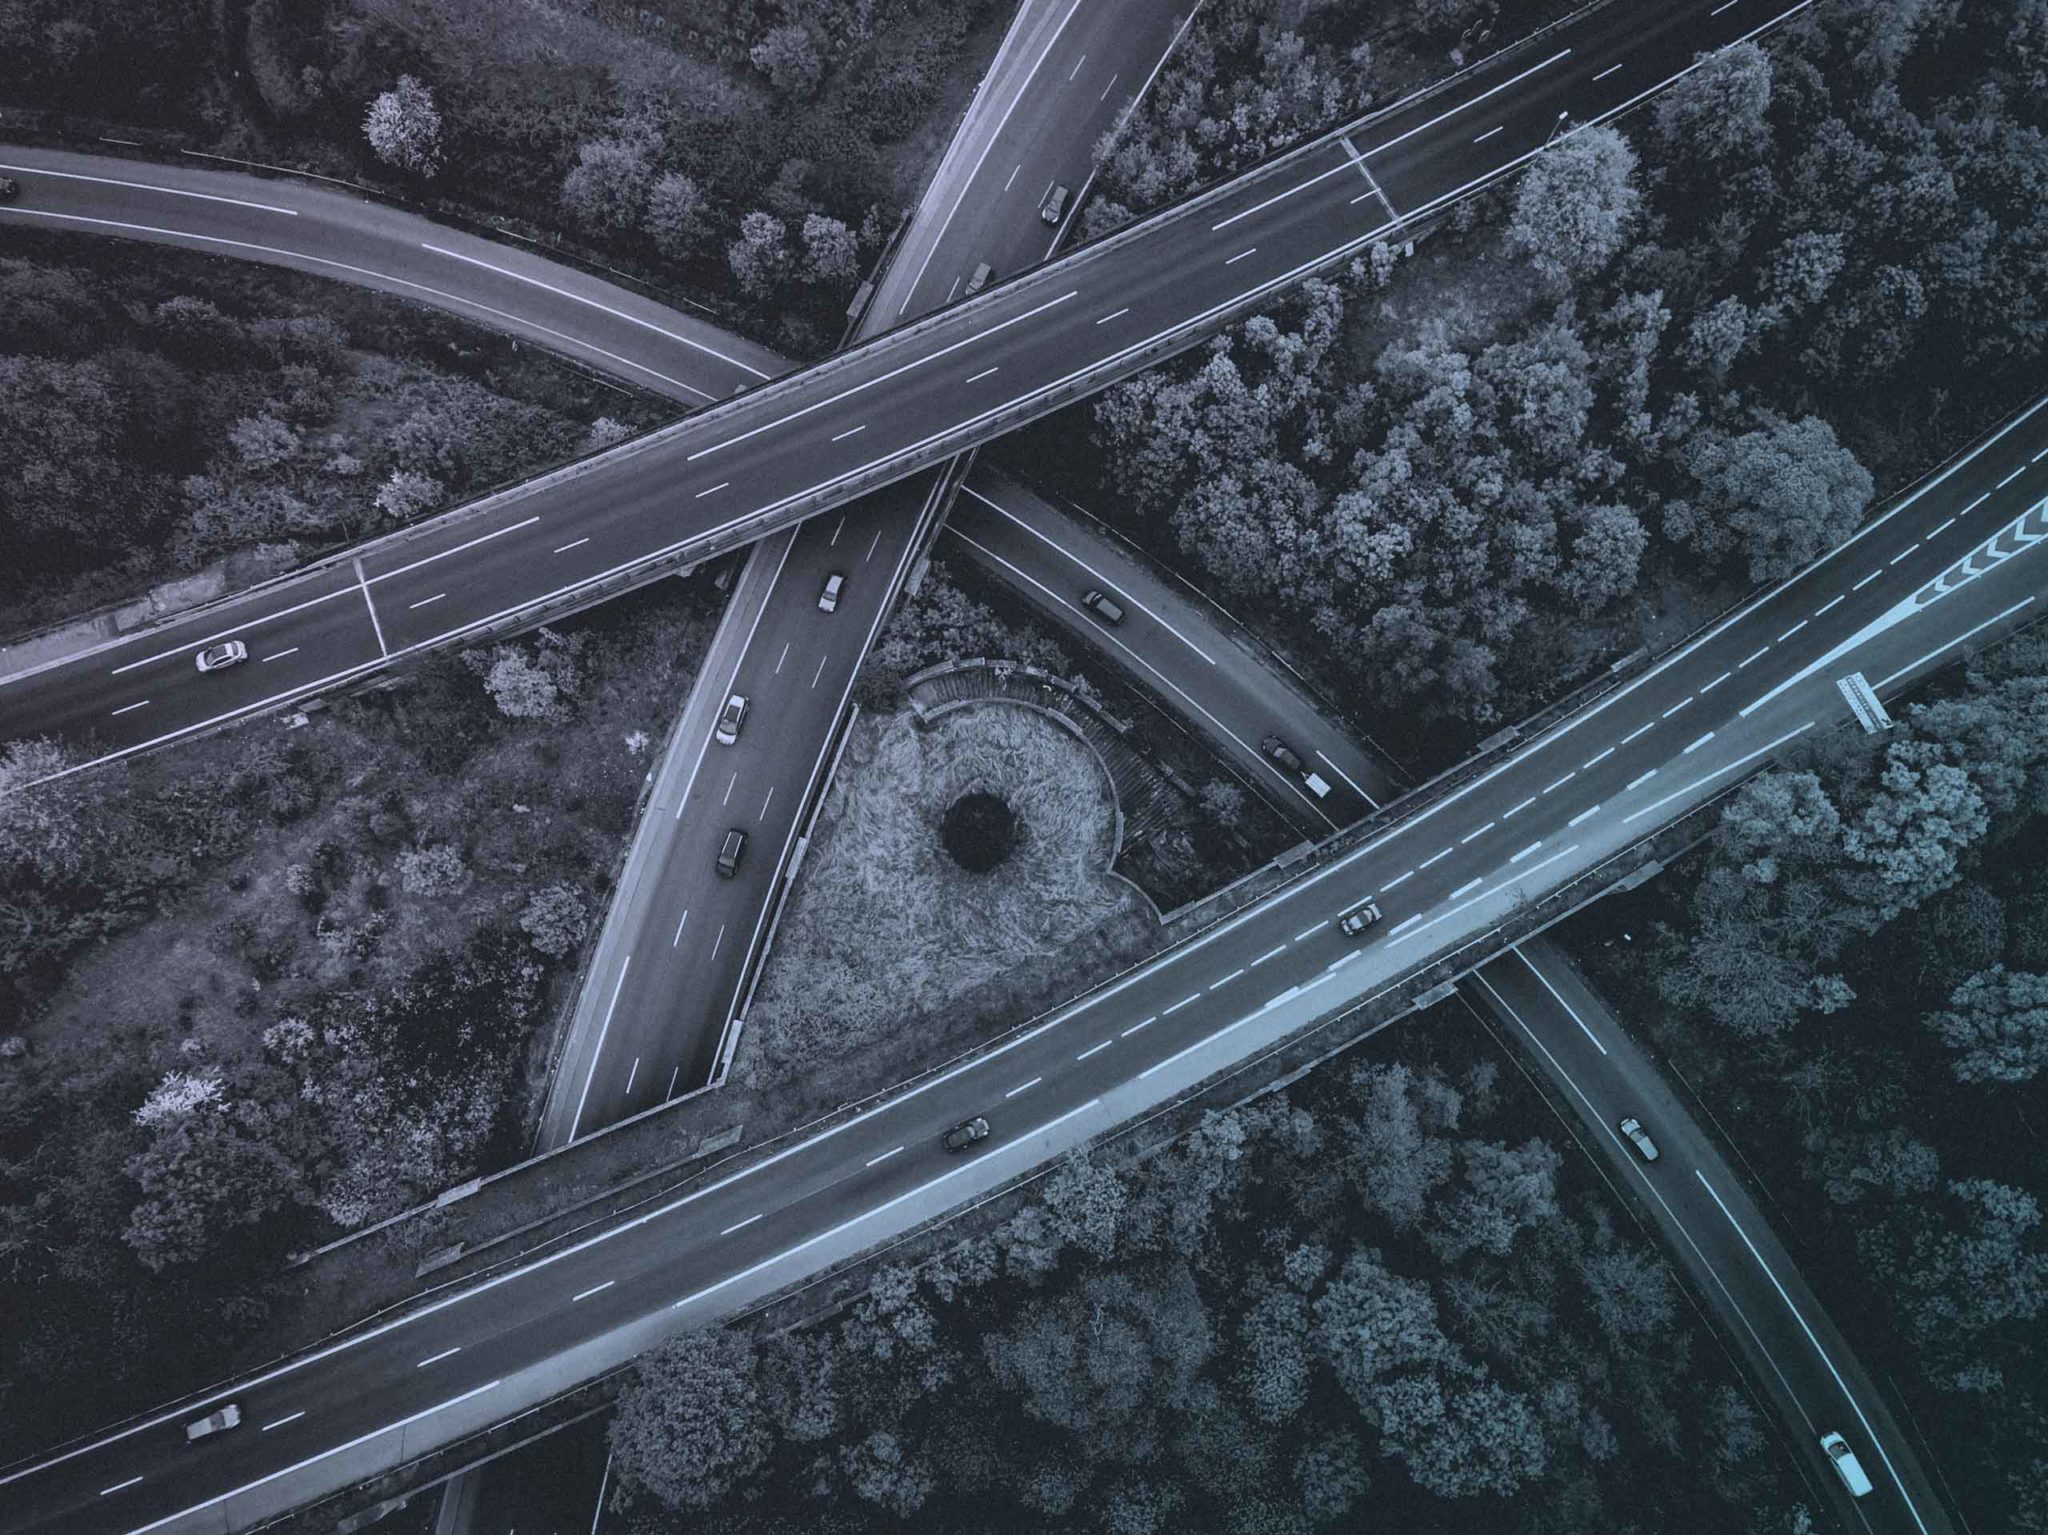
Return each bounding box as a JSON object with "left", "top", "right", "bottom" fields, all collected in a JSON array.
[
  {"left": 6, "top": 371, "right": 2032, "bottom": 1535},
  {"left": 0, "top": 0, "right": 1813, "bottom": 779}
]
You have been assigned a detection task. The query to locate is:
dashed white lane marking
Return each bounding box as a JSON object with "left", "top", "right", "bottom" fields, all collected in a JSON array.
[
  {"left": 1511, "top": 842, "right": 1542, "bottom": 863},
  {"left": 694, "top": 482, "right": 729, "bottom": 498},
  {"left": 260, "top": 1412, "right": 306, "bottom": 1432},
  {"left": 1698, "top": 670, "right": 1731, "bottom": 694},
  {"left": 1543, "top": 771, "right": 1575, "bottom": 794},
  {"left": 1473, "top": 124, "right": 1504, "bottom": 143},
  {"left": 1852, "top": 569, "right": 1883, "bottom": 590},
  {"left": 1503, "top": 795, "right": 1537, "bottom": 818},
  {"left": 572, "top": 1281, "right": 615, "bottom": 1303},
  {"left": 1661, "top": 697, "right": 1693, "bottom": 719},
  {"left": 111, "top": 700, "right": 150, "bottom": 716},
  {"left": 1684, "top": 732, "right": 1715, "bottom": 754},
  {"left": 866, "top": 1146, "right": 903, "bottom": 1167},
  {"left": 1121, "top": 1014, "right": 1159, "bottom": 1038},
  {"left": 1582, "top": 745, "right": 1616, "bottom": 769},
  {"left": 720, "top": 1213, "right": 763, "bottom": 1236},
  {"left": 1383, "top": 869, "right": 1415, "bottom": 890},
  {"left": 1739, "top": 646, "right": 1770, "bottom": 667},
  {"left": 1076, "top": 1039, "right": 1113, "bottom": 1061},
  {"left": 1419, "top": 847, "right": 1452, "bottom": 870},
  {"left": 1568, "top": 804, "right": 1602, "bottom": 828},
  {"left": 1294, "top": 920, "right": 1328, "bottom": 941},
  {"left": 553, "top": 538, "right": 590, "bottom": 554},
  {"left": 1210, "top": 968, "right": 1245, "bottom": 989},
  {"left": 1096, "top": 307, "right": 1130, "bottom": 324},
  {"left": 831, "top": 424, "right": 867, "bottom": 443},
  {"left": 1451, "top": 877, "right": 1483, "bottom": 899},
  {"left": 101, "top": 1477, "right": 145, "bottom": 1496},
  {"left": 1627, "top": 769, "right": 1657, "bottom": 790},
  {"left": 1250, "top": 945, "right": 1287, "bottom": 968},
  {"left": 1777, "top": 619, "right": 1808, "bottom": 642},
  {"left": 1815, "top": 594, "right": 1846, "bottom": 615},
  {"left": 262, "top": 647, "right": 299, "bottom": 663},
  {"left": 416, "top": 1347, "right": 461, "bottom": 1368},
  {"left": 967, "top": 366, "right": 999, "bottom": 383},
  {"left": 1593, "top": 62, "right": 1623, "bottom": 79},
  {"left": 409, "top": 593, "right": 445, "bottom": 609},
  {"left": 1163, "top": 992, "right": 1203, "bottom": 1016},
  {"left": 1459, "top": 821, "right": 1495, "bottom": 843},
  {"left": 1388, "top": 914, "right": 1424, "bottom": 937},
  {"left": 1225, "top": 247, "right": 1258, "bottom": 265},
  {"left": 1004, "top": 1076, "right": 1043, "bottom": 1098}
]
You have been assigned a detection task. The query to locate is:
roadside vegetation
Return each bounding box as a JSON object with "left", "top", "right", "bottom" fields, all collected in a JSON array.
[
  {"left": 0, "top": 0, "right": 1009, "bottom": 350},
  {"left": 0, "top": 232, "right": 667, "bottom": 638},
  {"left": 1573, "top": 627, "right": 2048, "bottom": 1530},
  {"left": 0, "top": 579, "right": 717, "bottom": 1451},
  {"left": 1046, "top": 0, "right": 2048, "bottom": 760},
  {"left": 610, "top": 1021, "right": 1812, "bottom": 1532}
]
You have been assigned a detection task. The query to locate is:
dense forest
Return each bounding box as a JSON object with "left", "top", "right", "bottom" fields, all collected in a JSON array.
[
  {"left": 0, "top": 0, "right": 1007, "bottom": 347},
  {"left": 1075, "top": 0, "right": 2048, "bottom": 748},
  {"left": 1578, "top": 627, "right": 2048, "bottom": 1530},
  {"left": 603, "top": 1029, "right": 1812, "bottom": 1533},
  {"left": 0, "top": 235, "right": 660, "bottom": 633}
]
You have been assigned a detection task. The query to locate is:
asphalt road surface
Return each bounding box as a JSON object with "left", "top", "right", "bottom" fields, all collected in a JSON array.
[
  {"left": 7, "top": 374, "right": 2033, "bottom": 1535},
  {"left": 0, "top": 0, "right": 1812, "bottom": 779}
]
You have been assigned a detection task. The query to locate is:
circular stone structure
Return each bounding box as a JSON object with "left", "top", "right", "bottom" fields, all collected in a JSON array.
[{"left": 941, "top": 789, "right": 1020, "bottom": 872}]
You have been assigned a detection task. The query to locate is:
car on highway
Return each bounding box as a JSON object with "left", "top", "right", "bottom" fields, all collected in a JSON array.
[
  {"left": 194, "top": 640, "right": 249, "bottom": 673},
  {"left": 943, "top": 1116, "right": 990, "bottom": 1152},
  {"left": 1819, "top": 1432, "right": 1874, "bottom": 1497},
  {"left": 819, "top": 572, "right": 845, "bottom": 613},
  {"left": 1618, "top": 1116, "right": 1660, "bottom": 1162},
  {"left": 965, "top": 261, "right": 994, "bottom": 295},
  {"left": 1041, "top": 184, "right": 1070, "bottom": 226},
  {"left": 185, "top": 1404, "right": 241, "bottom": 1441},
  {"left": 1339, "top": 900, "right": 1381, "bottom": 936},
  {"left": 0, "top": 176, "right": 19, "bottom": 203},
  {"left": 1080, "top": 588, "right": 1125, "bottom": 625},
  {"left": 715, "top": 692, "right": 749, "bottom": 746},
  {"left": 715, "top": 828, "right": 747, "bottom": 878}
]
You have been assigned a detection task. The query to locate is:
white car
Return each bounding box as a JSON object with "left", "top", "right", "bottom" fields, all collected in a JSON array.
[{"left": 194, "top": 640, "right": 249, "bottom": 673}]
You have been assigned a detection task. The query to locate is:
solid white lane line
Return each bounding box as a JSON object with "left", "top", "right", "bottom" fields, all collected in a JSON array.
[
  {"left": 1511, "top": 842, "right": 1542, "bottom": 863},
  {"left": 1294, "top": 921, "right": 1329, "bottom": 941},
  {"left": 1815, "top": 593, "right": 1847, "bottom": 615},
  {"left": 1660, "top": 697, "right": 1692, "bottom": 719},
  {"left": 572, "top": 1281, "right": 616, "bottom": 1303},
  {"left": 111, "top": 700, "right": 149, "bottom": 716},
  {"left": 1684, "top": 732, "right": 1715, "bottom": 754},
  {"left": 1121, "top": 1015, "right": 1158, "bottom": 1037},
  {"left": 1593, "top": 62, "right": 1623, "bottom": 80},
  {"left": 1451, "top": 877, "right": 1483, "bottom": 899},
  {"left": 260, "top": 1411, "right": 306, "bottom": 1433},
  {"left": 1076, "top": 1039, "right": 1113, "bottom": 1061},
  {"left": 1419, "top": 847, "right": 1452, "bottom": 870},
  {"left": 1627, "top": 769, "right": 1657, "bottom": 790},
  {"left": 1096, "top": 307, "right": 1130, "bottom": 324},
  {"left": 1568, "top": 804, "right": 1601, "bottom": 827},
  {"left": 409, "top": 593, "right": 446, "bottom": 609},
  {"left": 1582, "top": 745, "right": 1616, "bottom": 768},
  {"left": 261, "top": 647, "right": 299, "bottom": 663},
  {"left": 101, "top": 1477, "right": 145, "bottom": 1496},
  {"left": 967, "top": 366, "right": 999, "bottom": 383},
  {"left": 1623, "top": 722, "right": 1815, "bottom": 823},
  {"left": 866, "top": 1146, "right": 903, "bottom": 1167},
  {"left": 720, "top": 1214, "right": 763, "bottom": 1236},
  {"left": 831, "top": 425, "right": 867, "bottom": 442},
  {"left": 1503, "top": 795, "right": 1537, "bottom": 818},
  {"left": 1460, "top": 821, "right": 1495, "bottom": 843},
  {"left": 1543, "top": 772, "right": 1575, "bottom": 794},
  {"left": 1004, "top": 1077, "right": 1043, "bottom": 1098},
  {"left": 1698, "top": 670, "right": 1731, "bottom": 694},
  {"left": 1164, "top": 992, "right": 1203, "bottom": 1015},
  {"left": 554, "top": 538, "right": 590, "bottom": 554},
  {"left": 417, "top": 1347, "right": 461, "bottom": 1368},
  {"left": 1250, "top": 945, "right": 1288, "bottom": 968},
  {"left": 1225, "top": 246, "right": 1258, "bottom": 265},
  {"left": 1739, "top": 646, "right": 1770, "bottom": 668},
  {"left": 1382, "top": 868, "right": 1415, "bottom": 890},
  {"left": 695, "top": 482, "right": 729, "bottom": 498},
  {"left": 1472, "top": 125, "right": 1504, "bottom": 143},
  {"left": 1510, "top": 947, "right": 1609, "bottom": 1056}
]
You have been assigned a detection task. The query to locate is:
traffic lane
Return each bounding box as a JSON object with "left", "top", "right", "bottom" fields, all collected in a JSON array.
[
  {"left": 0, "top": 145, "right": 778, "bottom": 403},
  {"left": 1470, "top": 951, "right": 1939, "bottom": 1535},
  {"left": 946, "top": 475, "right": 1386, "bottom": 825}
]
